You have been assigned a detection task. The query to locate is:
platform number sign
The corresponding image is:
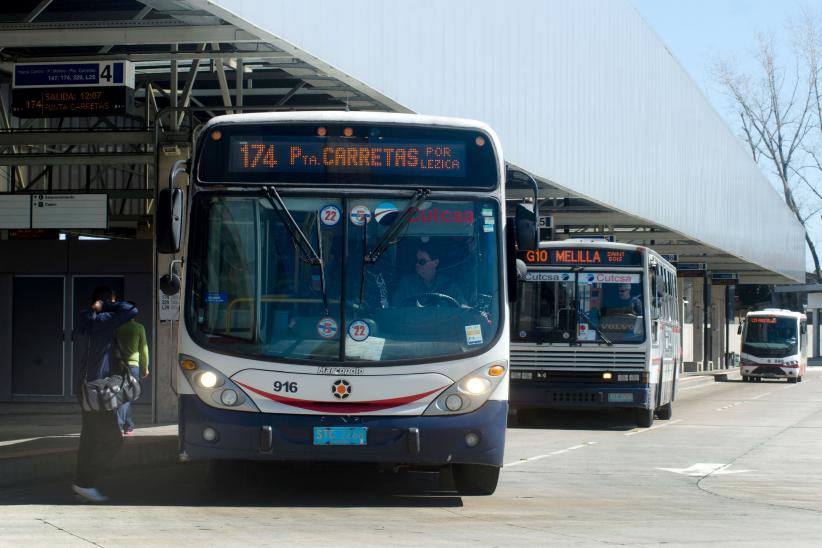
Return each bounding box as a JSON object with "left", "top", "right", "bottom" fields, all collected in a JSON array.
[{"left": 100, "top": 63, "right": 113, "bottom": 83}]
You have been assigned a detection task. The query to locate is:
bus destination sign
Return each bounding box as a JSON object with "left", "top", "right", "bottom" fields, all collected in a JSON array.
[
  {"left": 521, "top": 247, "right": 643, "bottom": 266},
  {"left": 229, "top": 138, "right": 466, "bottom": 178}
]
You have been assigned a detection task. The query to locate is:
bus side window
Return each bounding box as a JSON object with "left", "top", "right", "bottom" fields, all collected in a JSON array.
[{"left": 650, "top": 267, "right": 660, "bottom": 344}]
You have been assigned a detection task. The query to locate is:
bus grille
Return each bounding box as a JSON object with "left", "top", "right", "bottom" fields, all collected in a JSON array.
[{"left": 510, "top": 344, "right": 646, "bottom": 370}]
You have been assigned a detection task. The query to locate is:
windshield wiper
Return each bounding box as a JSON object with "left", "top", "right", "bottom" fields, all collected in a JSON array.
[
  {"left": 261, "top": 186, "right": 328, "bottom": 315},
  {"left": 364, "top": 188, "right": 430, "bottom": 264},
  {"left": 358, "top": 188, "right": 430, "bottom": 304},
  {"left": 577, "top": 308, "right": 613, "bottom": 345}
]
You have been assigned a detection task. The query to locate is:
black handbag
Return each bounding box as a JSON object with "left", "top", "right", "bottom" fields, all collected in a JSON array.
[{"left": 77, "top": 322, "right": 141, "bottom": 412}]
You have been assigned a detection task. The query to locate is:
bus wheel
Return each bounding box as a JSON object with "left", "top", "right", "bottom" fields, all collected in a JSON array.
[
  {"left": 657, "top": 402, "right": 673, "bottom": 420},
  {"left": 452, "top": 464, "right": 500, "bottom": 496},
  {"left": 798, "top": 376, "right": 803, "bottom": 382},
  {"left": 788, "top": 377, "right": 798, "bottom": 383},
  {"left": 741, "top": 376, "right": 749, "bottom": 382},
  {"left": 636, "top": 408, "right": 654, "bottom": 428}
]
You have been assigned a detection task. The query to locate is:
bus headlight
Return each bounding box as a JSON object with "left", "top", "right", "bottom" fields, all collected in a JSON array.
[
  {"left": 178, "top": 354, "right": 260, "bottom": 412},
  {"left": 424, "top": 361, "right": 507, "bottom": 416},
  {"left": 463, "top": 377, "right": 491, "bottom": 395},
  {"left": 198, "top": 371, "right": 219, "bottom": 388}
]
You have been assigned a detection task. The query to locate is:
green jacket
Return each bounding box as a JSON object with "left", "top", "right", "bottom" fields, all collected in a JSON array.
[{"left": 116, "top": 319, "right": 149, "bottom": 374}]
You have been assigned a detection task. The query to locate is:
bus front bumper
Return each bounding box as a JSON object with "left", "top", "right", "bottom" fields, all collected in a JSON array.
[
  {"left": 179, "top": 394, "right": 507, "bottom": 466},
  {"left": 509, "top": 380, "right": 653, "bottom": 410}
]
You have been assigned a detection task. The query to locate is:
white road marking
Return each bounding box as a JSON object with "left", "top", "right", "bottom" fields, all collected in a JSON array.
[
  {"left": 504, "top": 442, "right": 598, "bottom": 468},
  {"left": 716, "top": 401, "right": 744, "bottom": 412},
  {"left": 624, "top": 419, "right": 682, "bottom": 436},
  {"left": 679, "top": 381, "right": 722, "bottom": 392},
  {"left": 0, "top": 434, "right": 79, "bottom": 447},
  {"left": 657, "top": 463, "right": 754, "bottom": 476},
  {"left": 750, "top": 392, "right": 771, "bottom": 400}
]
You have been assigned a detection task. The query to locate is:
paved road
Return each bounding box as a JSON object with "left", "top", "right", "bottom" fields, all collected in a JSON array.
[{"left": 2, "top": 370, "right": 821, "bottom": 547}]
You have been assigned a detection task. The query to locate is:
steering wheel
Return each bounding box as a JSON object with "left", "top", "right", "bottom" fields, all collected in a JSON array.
[{"left": 402, "top": 292, "right": 461, "bottom": 308}]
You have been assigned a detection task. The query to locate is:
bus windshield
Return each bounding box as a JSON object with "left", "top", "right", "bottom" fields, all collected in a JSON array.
[
  {"left": 185, "top": 193, "right": 501, "bottom": 363},
  {"left": 743, "top": 317, "right": 798, "bottom": 357},
  {"left": 513, "top": 271, "right": 645, "bottom": 344}
]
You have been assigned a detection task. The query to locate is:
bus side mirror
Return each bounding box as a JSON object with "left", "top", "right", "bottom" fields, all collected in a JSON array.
[
  {"left": 515, "top": 203, "right": 538, "bottom": 251},
  {"left": 737, "top": 324, "right": 743, "bottom": 335},
  {"left": 801, "top": 324, "right": 807, "bottom": 335},
  {"left": 160, "top": 259, "right": 183, "bottom": 296},
  {"left": 157, "top": 187, "right": 183, "bottom": 253}
]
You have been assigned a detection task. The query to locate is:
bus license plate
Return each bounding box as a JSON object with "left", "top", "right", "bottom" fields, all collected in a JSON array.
[
  {"left": 313, "top": 427, "right": 368, "bottom": 446},
  {"left": 608, "top": 393, "right": 633, "bottom": 403}
]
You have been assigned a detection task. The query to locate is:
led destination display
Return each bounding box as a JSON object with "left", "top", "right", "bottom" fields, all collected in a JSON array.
[
  {"left": 229, "top": 138, "right": 466, "bottom": 177},
  {"left": 521, "top": 247, "right": 643, "bottom": 266}
]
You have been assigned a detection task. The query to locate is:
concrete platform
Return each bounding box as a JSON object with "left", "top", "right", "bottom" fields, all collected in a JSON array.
[
  {"left": 0, "top": 404, "right": 178, "bottom": 489},
  {"left": 0, "top": 369, "right": 739, "bottom": 490}
]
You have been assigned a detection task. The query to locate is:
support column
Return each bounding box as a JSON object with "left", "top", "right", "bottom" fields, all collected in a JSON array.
[{"left": 152, "top": 145, "right": 189, "bottom": 423}]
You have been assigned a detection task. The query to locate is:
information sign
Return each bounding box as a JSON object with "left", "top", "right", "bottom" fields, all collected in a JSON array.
[
  {"left": 31, "top": 194, "right": 107, "bottom": 229},
  {"left": 13, "top": 61, "right": 134, "bottom": 88},
  {"left": 520, "top": 247, "right": 643, "bottom": 266}
]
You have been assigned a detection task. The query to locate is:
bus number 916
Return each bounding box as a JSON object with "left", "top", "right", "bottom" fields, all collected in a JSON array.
[{"left": 273, "top": 381, "right": 298, "bottom": 393}]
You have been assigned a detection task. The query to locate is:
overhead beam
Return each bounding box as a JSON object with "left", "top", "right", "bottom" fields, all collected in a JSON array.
[
  {"left": 0, "top": 153, "right": 154, "bottom": 166},
  {"left": 0, "top": 131, "right": 152, "bottom": 146},
  {"left": 14, "top": 51, "right": 293, "bottom": 63},
  {"left": 0, "top": 26, "right": 259, "bottom": 48},
  {"left": 99, "top": 5, "right": 153, "bottom": 54},
  {"left": 212, "top": 43, "right": 234, "bottom": 113}
]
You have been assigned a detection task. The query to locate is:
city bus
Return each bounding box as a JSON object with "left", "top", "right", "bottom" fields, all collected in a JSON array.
[
  {"left": 157, "top": 112, "right": 512, "bottom": 495},
  {"left": 739, "top": 309, "right": 807, "bottom": 383},
  {"left": 509, "top": 240, "right": 680, "bottom": 427}
]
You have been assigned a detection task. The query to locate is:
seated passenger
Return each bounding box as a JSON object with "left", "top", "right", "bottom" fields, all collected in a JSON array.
[{"left": 393, "top": 246, "right": 466, "bottom": 307}]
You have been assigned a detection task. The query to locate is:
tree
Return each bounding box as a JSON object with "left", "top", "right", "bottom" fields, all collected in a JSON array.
[{"left": 712, "top": 15, "right": 822, "bottom": 282}]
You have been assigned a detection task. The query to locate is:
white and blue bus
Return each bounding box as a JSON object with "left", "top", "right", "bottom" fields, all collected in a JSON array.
[
  {"left": 158, "top": 112, "right": 513, "bottom": 495},
  {"left": 510, "top": 240, "right": 680, "bottom": 427}
]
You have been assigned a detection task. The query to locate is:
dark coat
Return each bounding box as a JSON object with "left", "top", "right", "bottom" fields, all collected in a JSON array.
[{"left": 78, "top": 302, "right": 138, "bottom": 381}]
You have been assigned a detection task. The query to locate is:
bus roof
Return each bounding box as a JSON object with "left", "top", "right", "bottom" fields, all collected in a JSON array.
[
  {"left": 201, "top": 111, "right": 497, "bottom": 136},
  {"left": 746, "top": 309, "right": 806, "bottom": 320}
]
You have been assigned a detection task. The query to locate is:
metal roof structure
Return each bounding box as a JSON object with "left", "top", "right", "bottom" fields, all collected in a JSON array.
[{"left": 0, "top": 0, "right": 807, "bottom": 284}]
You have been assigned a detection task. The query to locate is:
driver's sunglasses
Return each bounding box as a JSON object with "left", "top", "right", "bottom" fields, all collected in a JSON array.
[{"left": 416, "top": 258, "right": 433, "bottom": 266}]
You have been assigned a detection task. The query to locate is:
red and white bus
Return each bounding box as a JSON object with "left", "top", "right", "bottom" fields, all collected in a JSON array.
[{"left": 739, "top": 309, "right": 807, "bottom": 383}]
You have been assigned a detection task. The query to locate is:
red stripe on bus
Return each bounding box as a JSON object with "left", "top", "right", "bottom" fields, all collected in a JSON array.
[{"left": 235, "top": 381, "right": 446, "bottom": 413}]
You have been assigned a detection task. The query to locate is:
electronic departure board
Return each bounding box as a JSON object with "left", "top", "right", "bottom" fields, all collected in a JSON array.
[
  {"left": 196, "top": 123, "right": 499, "bottom": 188},
  {"left": 11, "top": 87, "right": 132, "bottom": 118},
  {"left": 520, "top": 247, "right": 644, "bottom": 266},
  {"left": 230, "top": 138, "right": 466, "bottom": 177},
  {"left": 750, "top": 317, "right": 778, "bottom": 324}
]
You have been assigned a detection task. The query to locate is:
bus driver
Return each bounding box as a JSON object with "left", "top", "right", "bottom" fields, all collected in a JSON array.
[{"left": 393, "top": 245, "right": 466, "bottom": 307}]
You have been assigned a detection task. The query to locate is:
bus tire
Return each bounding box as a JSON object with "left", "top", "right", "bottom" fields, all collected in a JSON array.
[
  {"left": 452, "top": 464, "right": 500, "bottom": 496},
  {"left": 788, "top": 377, "right": 798, "bottom": 383},
  {"left": 741, "top": 376, "right": 749, "bottom": 382},
  {"left": 636, "top": 407, "right": 654, "bottom": 428},
  {"left": 798, "top": 376, "right": 803, "bottom": 382},
  {"left": 657, "top": 402, "right": 673, "bottom": 420}
]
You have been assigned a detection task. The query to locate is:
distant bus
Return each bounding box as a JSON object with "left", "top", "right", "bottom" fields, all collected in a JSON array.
[
  {"left": 510, "top": 240, "right": 680, "bottom": 427},
  {"left": 739, "top": 309, "right": 807, "bottom": 383},
  {"left": 158, "top": 112, "right": 512, "bottom": 495}
]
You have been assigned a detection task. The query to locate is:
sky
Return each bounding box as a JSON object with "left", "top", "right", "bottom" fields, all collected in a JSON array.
[
  {"left": 631, "top": 0, "right": 817, "bottom": 274},
  {"left": 631, "top": 0, "right": 807, "bottom": 107}
]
